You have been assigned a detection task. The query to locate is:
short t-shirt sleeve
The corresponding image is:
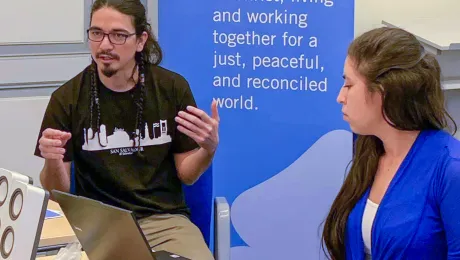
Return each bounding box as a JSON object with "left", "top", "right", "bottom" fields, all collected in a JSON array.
[
  {"left": 34, "top": 90, "right": 74, "bottom": 162},
  {"left": 171, "top": 75, "right": 200, "bottom": 154}
]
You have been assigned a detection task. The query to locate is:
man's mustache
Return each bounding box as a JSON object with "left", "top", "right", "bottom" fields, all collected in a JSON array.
[{"left": 96, "top": 51, "right": 120, "bottom": 60}]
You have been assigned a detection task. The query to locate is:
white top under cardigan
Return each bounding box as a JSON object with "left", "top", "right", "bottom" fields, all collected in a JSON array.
[{"left": 362, "top": 199, "right": 379, "bottom": 260}]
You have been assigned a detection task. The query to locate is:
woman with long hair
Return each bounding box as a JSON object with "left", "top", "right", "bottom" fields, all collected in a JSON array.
[{"left": 322, "top": 27, "right": 460, "bottom": 259}]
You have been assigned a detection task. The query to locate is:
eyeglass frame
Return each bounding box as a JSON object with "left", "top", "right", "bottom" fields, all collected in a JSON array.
[{"left": 86, "top": 28, "right": 137, "bottom": 45}]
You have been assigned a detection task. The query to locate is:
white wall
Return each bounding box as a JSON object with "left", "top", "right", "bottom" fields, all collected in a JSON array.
[
  {"left": 0, "top": 54, "right": 90, "bottom": 86},
  {"left": 354, "top": 0, "right": 459, "bottom": 37},
  {"left": 0, "top": 0, "right": 91, "bottom": 91},
  {"left": 0, "top": 97, "right": 50, "bottom": 185},
  {"left": 0, "top": 0, "right": 85, "bottom": 44},
  {"left": 446, "top": 91, "right": 460, "bottom": 139}
]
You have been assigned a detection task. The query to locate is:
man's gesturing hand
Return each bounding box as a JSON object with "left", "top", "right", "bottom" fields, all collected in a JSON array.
[
  {"left": 175, "top": 100, "right": 220, "bottom": 155},
  {"left": 38, "top": 128, "right": 72, "bottom": 160}
]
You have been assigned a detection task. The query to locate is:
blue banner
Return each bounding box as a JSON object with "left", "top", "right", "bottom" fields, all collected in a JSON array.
[{"left": 159, "top": 1, "right": 354, "bottom": 259}]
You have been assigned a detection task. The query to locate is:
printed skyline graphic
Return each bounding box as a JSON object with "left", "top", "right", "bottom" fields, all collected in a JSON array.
[
  {"left": 82, "top": 120, "right": 171, "bottom": 151},
  {"left": 230, "top": 130, "right": 353, "bottom": 260}
]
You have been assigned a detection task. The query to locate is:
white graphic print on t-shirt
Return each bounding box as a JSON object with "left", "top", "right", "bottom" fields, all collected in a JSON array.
[{"left": 82, "top": 120, "right": 171, "bottom": 155}]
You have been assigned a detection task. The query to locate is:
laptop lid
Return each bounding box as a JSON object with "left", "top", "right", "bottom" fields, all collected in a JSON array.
[{"left": 51, "top": 190, "right": 155, "bottom": 260}]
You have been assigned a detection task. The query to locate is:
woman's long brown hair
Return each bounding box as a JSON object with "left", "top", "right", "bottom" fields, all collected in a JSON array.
[{"left": 321, "top": 27, "right": 457, "bottom": 259}]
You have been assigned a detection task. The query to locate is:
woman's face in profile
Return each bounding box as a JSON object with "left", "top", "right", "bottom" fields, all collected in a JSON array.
[{"left": 337, "top": 57, "right": 384, "bottom": 135}]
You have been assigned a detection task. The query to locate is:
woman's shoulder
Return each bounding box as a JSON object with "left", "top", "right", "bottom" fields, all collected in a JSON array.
[
  {"left": 425, "top": 130, "right": 460, "bottom": 196},
  {"left": 427, "top": 129, "right": 460, "bottom": 159}
]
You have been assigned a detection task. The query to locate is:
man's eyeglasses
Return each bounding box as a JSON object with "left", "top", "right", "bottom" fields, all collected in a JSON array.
[{"left": 87, "top": 29, "right": 136, "bottom": 45}]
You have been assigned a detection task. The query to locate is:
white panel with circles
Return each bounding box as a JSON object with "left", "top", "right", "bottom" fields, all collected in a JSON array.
[{"left": 0, "top": 168, "right": 49, "bottom": 259}]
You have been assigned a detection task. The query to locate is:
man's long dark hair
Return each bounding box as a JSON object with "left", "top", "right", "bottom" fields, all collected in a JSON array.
[{"left": 87, "top": 0, "right": 163, "bottom": 154}]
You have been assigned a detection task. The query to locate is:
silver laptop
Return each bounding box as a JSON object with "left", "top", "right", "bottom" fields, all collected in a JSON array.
[{"left": 51, "top": 190, "right": 190, "bottom": 260}]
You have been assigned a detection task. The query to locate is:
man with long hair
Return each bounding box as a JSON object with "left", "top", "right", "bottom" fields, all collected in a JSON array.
[{"left": 35, "top": 1, "right": 216, "bottom": 259}]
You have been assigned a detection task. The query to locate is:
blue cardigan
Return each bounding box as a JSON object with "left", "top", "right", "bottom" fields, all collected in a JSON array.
[{"left": 346, "top": 130, "right": 460, "bottom": 259}]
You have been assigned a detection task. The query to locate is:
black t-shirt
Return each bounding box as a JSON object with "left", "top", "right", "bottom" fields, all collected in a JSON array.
[{"left": 34, "top": 64, "right": 199, "bottom": 219}]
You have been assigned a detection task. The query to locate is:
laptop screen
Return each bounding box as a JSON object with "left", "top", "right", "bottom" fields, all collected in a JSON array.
[{"left": 52, "top": 190, "right": 155, "bottom": 260}]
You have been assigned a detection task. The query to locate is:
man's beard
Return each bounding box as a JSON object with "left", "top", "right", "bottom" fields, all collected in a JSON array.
[
  {"left": 96, "top": 51, "right": 120, "bottom": 78},
  {"left": 101, "top": 65, "right": 117, "bottom": 78}
]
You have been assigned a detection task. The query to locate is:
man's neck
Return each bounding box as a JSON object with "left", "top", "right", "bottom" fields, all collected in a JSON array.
[{"left": 98, "top": 61, "right": 138, "bottom": 92}]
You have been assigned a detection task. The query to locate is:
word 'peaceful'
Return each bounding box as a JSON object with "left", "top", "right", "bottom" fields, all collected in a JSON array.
[{"left": 213, "top": 51, "right": 323, "bottom": 71}]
